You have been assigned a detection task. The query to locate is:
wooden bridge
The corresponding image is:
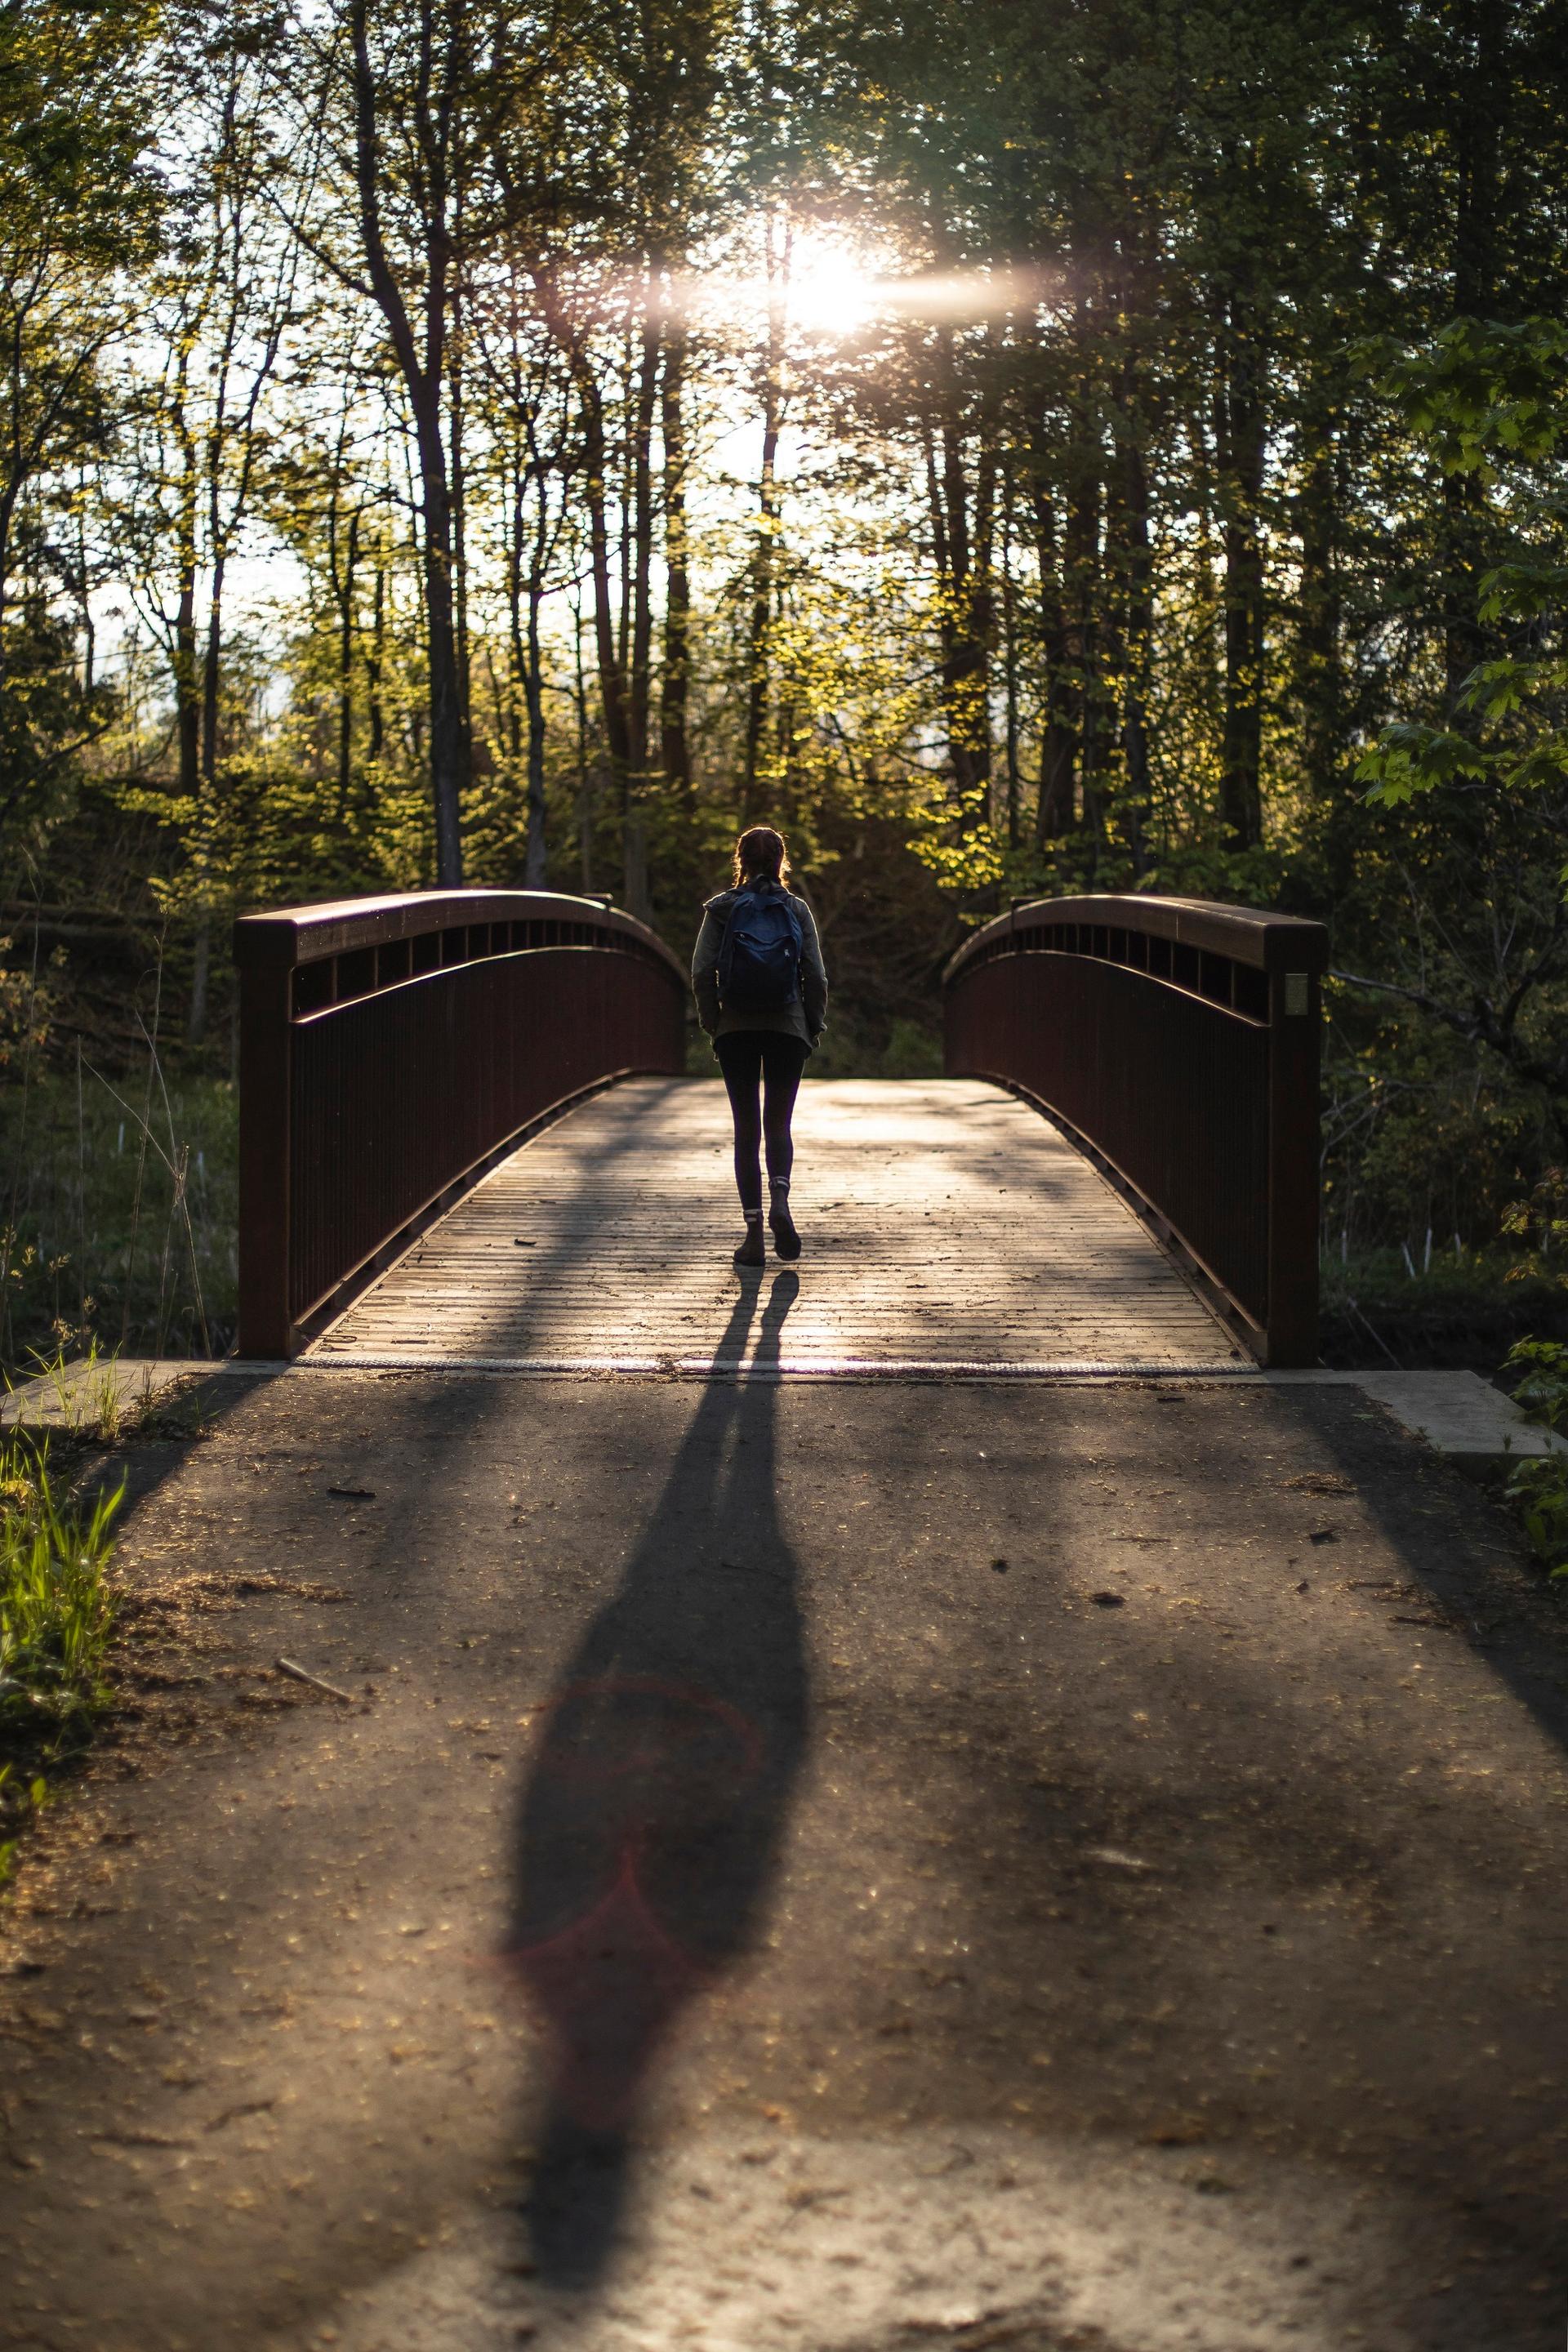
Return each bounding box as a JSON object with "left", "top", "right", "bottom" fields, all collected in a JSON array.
[{"left": 234, "top": 887, "right": 1328, "bottom": 1372}]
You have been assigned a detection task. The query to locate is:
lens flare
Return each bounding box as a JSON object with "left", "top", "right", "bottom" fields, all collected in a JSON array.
[{"left": 670, "top": 238, "right": 1050, "bottom": 341}]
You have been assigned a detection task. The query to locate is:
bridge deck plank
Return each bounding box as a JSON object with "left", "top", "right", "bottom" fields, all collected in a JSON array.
[{"left": 310, "top": 1076, "right": 1242, "bottom": 1370}]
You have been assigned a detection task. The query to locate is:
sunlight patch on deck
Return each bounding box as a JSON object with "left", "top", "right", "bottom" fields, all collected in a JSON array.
[{"left": 309, "top": 1078, "right": 1244, "bottom": 1374}]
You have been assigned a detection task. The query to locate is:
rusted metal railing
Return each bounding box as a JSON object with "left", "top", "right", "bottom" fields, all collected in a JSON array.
[
  {"left": 234, "top": 889, "right": 687, "bottom": 1357},
  {"left": 944, "top": 893, "right": 1329, "bottom": 1365}
]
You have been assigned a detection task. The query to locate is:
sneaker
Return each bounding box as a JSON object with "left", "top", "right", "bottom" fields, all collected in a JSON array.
[{"left": 770, "top": 1198, "right": 801, "bottom": 1260}]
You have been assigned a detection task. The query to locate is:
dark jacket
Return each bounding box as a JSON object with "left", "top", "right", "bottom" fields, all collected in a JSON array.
[{"left": 691, "top": 883, "right": 829, "bottom": 1049}]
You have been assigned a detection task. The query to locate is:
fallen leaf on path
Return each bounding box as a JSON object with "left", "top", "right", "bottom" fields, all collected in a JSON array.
[
  {"left": 1144, "top": 2118, "right": 1208, "bottom": 2146},
  {"left": 1085, "top": 1846, "right": 1153, "bottom": 1872}
]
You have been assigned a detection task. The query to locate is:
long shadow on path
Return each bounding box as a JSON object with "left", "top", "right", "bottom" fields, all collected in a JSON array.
[{"left": 505, "top": 1270, "right": 808, "bottom": 2284}]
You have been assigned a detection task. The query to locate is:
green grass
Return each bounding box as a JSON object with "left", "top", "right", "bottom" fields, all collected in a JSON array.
[
  {"left": 808, "top": 1016, "right": 944, "bottom": 1080},
  {"left": 0, "top": 1074, "right": 237, "bottom": 1375},
  {"left": 0, "top": 1429, "right": 123, "bottom": 1886}
]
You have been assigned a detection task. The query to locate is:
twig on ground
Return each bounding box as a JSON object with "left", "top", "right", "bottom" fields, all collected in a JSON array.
[
  {"left": 274, "top": 1656, "right": 355, "bottom": 1704},
  {"left": 1346, "top": 1295, "right": 1402, "bottom": 1366}
]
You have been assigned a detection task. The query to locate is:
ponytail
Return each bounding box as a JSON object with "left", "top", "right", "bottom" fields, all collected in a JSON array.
[{"left": 733, "top": 825, "right": 791, "bottom": 889}]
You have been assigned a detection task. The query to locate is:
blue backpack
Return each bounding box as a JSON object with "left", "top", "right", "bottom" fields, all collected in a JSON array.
[{"left": 718, "top": 884, "right": 804, "bottom": 1014}]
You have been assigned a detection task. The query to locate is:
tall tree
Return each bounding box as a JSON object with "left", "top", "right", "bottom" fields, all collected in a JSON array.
[{"left": 0, "top": 0, "right": 160, "bottom": 857}]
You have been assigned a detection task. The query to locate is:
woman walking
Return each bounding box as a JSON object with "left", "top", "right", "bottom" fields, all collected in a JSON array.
[{"left": 693, "top": 826, "right": 828, "bottom": 1267}]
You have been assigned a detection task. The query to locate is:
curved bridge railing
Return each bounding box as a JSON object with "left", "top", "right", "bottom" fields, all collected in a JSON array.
[
  {"left": 944, "top": 893, "right": 1329, "bottom": 1365},
  {"left": 234, "top": 889, "right": 687, "bottom": 1357}
]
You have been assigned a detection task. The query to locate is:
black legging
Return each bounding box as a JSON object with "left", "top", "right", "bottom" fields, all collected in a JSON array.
[{"left": 715, "top": 1031, "right": 808, "bottom": 1214}]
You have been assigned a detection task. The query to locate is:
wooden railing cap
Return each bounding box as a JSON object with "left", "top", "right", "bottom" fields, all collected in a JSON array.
[
  {"left": 233, "top": 888, "right": 686, "bottom": 982},
  {"left": 946, "top": 892, "right": 1329, "bottom": 983}
]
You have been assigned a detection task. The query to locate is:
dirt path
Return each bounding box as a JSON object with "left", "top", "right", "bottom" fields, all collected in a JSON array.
[{"left": 2, "top": 1315, "right": 1566, "bottom": 2349}]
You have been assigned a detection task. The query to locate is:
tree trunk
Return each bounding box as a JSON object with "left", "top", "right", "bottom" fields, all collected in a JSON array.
[
  {"left": 348, "top": 0, "right": 467, "bottom": 885},
  {"left": 622, "top": 274, "right": 659, "bottom": 920},
  {"left": 200, "top": 552, "right": 225, "bottom": 796},
  {"left": 368, "top": 564, "right": 385, "bottom": 766},
  {"left": 963, "top": 416, "right": 998, "bottom": 816},
  {"left": 928, "top": 319, "right": 993, "bottom": 815},
  {"left": 523, "top": 430, "right": 552, "bottom": 889},
  {"left": 545, "top": 323, "right": 633, "bottom": 900},
  {"left": 1293, "top": 387, "right": 1343, "bottom": 796},
  {"left": 174, "top": 553, "right": 199, "bottom": 804},
  {"left": 334, "top": 502, "right": 359, "bottom": 824},
  {"left": 190, "top": 397, "right": 226, "bottom": 1047},
  {"left": 1115, "top": 358, "right": 1154, "bottom": 876},
  {"left": 1443, "top": 0, "right": 1504, "bottom": 715},
  {"left": 616, "top": 323, "right": 634, "bottom": 684},
  {"left": 414, "top": 388, "right": 468, "bottom": 886},
  {"left": 451, "top": 304, "right": 471, "bottom": 754},
  {"left": 1030, "top": 470, "right": 1076, "bottom": 842},
  {"left": 1064, "top": 424, "right": 1102, "bottom": 850},
  {"left": 524, "top": 567, "right": 548, "bottom": 888},
  {"left": 628, "top": 277, "right": 658, "bottom": 777},
  {"left": 572, "top": 585, "right": 594, "bottom": 892},
  {"left": 577, "top": 374, "right": 631, "bottom": 773},
  {"left": 1216, "top": 301, "right": 1266, "bottom": 850},
  {"left": 1000, "top": 461, "right": 1019, "bottom": 848},
  {"left": 742, "top": 213, "right": 788, "bottom": 820},
  {"left": 506, "top": 439, "right": 528, "bottom": 835},
  {"left": 660, "top": 318, "right": 692, "bottom": 797},
  {"left": 173, "top": 354, "right": 200, "bottom": 804},
  {"left": 171, "top": 358, "right": 206, "bottom": 1040},
  {"left": 923, "top": 344, "right": 994, "bottom": 822}
]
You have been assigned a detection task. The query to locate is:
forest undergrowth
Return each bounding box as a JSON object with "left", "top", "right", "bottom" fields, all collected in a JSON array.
[
  {"left": 1319, "top": 1254, "right": 1568, "bottom": 1372},
  {"left": 1, "top": 1076, "right": 236, "bottom": 1374}
]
